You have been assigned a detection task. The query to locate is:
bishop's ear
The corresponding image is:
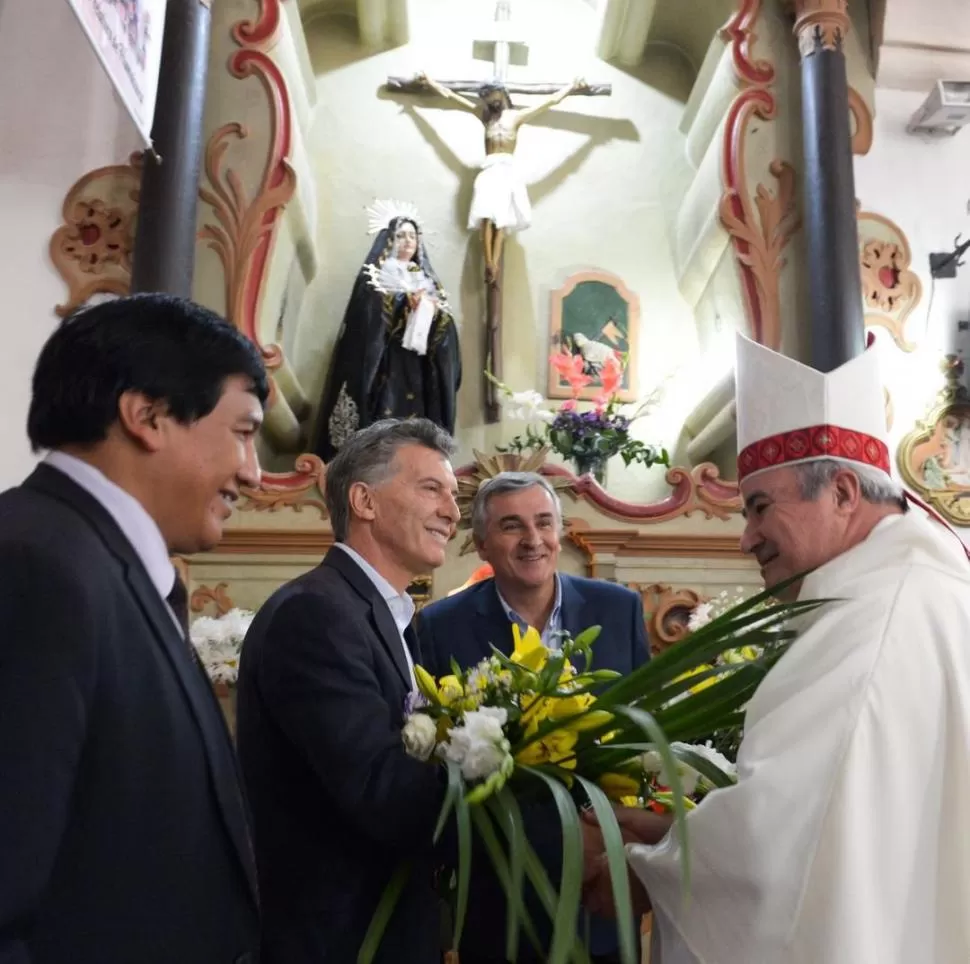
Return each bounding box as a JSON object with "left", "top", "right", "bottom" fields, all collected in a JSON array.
[{"left": 831, "top": 468, "right": 863, "bottom": 513}]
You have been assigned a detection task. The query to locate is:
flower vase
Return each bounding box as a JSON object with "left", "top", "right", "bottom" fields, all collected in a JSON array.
[{"left": 573, "top": 455, "right": 608, "bottom": 485}]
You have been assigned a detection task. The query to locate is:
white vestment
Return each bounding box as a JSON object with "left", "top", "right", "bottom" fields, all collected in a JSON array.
[
  {"left": 629, "top": 511, "right": 970, "bottom": 964},
  {"left": 467, "top": 153, "right": 531, "bottom": 233}
]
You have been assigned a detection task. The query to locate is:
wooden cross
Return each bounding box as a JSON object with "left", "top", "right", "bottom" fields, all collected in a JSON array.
[{"left": 385, "top": 0, "right": 612, "bottom": 423}]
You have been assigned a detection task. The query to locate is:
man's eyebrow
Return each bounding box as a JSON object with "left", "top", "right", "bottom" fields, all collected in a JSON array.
[{"left": 741, "top": 491, "right": 769, "bottom": 519}]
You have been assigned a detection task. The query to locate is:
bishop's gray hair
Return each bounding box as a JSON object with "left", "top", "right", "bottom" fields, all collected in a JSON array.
[
  {"left": 794, "top": 458, "right": 907, "bottom": 511},
  {"left": 471, "top": 471, "right": 563, "bottom": 542},
  {"left": 325, "top": 418, "right": 456, "bottom": 542}
]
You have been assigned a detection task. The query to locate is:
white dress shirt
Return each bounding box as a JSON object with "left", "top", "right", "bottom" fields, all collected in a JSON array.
[
  {"left": 332, "top": 542, "right": 417, "bottom": 689},
  {"left": 495, "top": 573, "right": 564, "bottom": 649},
  {"left": 44, "top": 451, "right": 182, "bottom": 630}
]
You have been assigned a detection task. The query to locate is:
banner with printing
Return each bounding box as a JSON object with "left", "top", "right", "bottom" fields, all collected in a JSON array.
[{"left": 66, "top": 0, "right": 167, "bottom": 145}]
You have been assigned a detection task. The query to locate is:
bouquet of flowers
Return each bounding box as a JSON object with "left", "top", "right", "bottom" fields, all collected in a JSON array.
[
  {"left": 489, "top": 351, "right": 669, "bottom": 481},
  {"left": 189, "top": 608, "right": 255, "bottom": 685},
  {"left": 360, "top": 583, "right": 824, "bottom": 964}
]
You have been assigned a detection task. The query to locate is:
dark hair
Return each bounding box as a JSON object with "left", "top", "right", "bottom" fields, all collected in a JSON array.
[
  {"left": 28, "top": 293, "right": 269, "bottom": 452},
  {"left": 478, "top": 82, "right": 513, "bottom": 109},
  {"left": 325, "top": 418, "right": 455, "bottom": 542}
]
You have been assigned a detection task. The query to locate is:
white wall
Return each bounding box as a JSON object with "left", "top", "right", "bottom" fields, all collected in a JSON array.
[
  {"left": 0, "top": 0, "right": 142, "bottom": 488},
  {"left": 854, "top": 86, "right": 970, "bottom": 481}
]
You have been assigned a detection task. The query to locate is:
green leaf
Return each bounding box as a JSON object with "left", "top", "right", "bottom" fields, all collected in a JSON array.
[
  {"left": 496, "top": 787, "right": 528, "bottom": 961},
  {"left": 468, "top": 806, "right": 544, "bottom": 958},
  {"left": 356, "top": 861, "right": 412, "bottom": 964},
  {"left": 573, "top": 625, "right": 603, "bottom": 649},
  {"left": 433, "top": 761, "right": 461, "bottom": 844},
  {"left": 451, "top": 762, "right": 472, "bottom": 949},
  {"left": 574, "top": 776, "right": 639, "bottom": 964},
  {"left": 519, "top": 766, "right": 585, "bottom": 964},
  {"left": 485, "top": 797, "right": 592, "bottom": 964},
  {"left": 609, "top": 706, "right": 691, "bottom": 892}
]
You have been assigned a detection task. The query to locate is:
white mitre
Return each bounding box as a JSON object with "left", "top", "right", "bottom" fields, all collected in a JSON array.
[{"left": 734, "top": 333, "right": 891, "bottom": 484}]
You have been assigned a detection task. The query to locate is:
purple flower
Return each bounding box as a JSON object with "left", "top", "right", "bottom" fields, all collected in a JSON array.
[{"left": 404, "top": 689, "right": 429, "bottom": 718}]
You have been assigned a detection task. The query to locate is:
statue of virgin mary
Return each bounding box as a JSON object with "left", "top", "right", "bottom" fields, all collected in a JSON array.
[{"left": 312, "top": 201, "right": 462, "bottom": 461}]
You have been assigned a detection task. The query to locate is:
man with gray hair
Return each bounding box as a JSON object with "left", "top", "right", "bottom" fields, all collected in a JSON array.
[
  {"left": 584, "top": 336, "right": 970, "bottom": 964},
  {"left": 417, "top": 469, "right": 648, "bottom": 964},
  {"left": 236, "top": 418, "right": 461, "bottom": 964}
]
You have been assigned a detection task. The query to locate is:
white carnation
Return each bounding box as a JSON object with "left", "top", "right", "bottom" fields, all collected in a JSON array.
[
  {"left": 402, "top": 713, "right": 438, "bottom": 762},
  {"left": 441, "top": 706, "right": 511, "bottom": 782}
]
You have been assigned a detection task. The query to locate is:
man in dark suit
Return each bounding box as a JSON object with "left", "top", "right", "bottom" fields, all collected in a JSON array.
[
  {"left": 416, "top": 471, "right": 649, "bottom": 964},
  {"left": 236, "top": 418, "right": 461, "bottom": 964},
  {"left": 0, "top": 294, "right": 267, "bottom": 964}
]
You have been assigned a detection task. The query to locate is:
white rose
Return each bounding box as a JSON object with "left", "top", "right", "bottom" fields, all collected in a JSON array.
[
  {"left": 441, "top": 706, "right": 510, "bottom": 781},
  {"left": 402, "top": 713, "right": 438, "bottom": 762}
]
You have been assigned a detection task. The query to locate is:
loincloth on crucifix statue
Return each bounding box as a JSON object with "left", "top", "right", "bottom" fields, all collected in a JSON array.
[{"left": 468, "top": 153, "right": 532, "bottom": 233}]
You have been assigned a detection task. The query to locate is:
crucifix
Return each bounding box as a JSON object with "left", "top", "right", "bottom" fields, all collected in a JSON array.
[{"left": 385, "top": 0, "right": 612, "bottom": 422}]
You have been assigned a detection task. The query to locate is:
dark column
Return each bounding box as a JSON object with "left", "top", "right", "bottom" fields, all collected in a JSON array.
[
  {"left": 130, "top": 0, "right": 212, "bottom": 296},
  {"left": 795, "top": 0, "right": 864, "bottom": 372}
]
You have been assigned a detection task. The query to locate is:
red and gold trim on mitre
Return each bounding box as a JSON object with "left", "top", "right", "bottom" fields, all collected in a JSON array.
[{"left": 737, "top": 422, "right": 891, "bottom": 483}]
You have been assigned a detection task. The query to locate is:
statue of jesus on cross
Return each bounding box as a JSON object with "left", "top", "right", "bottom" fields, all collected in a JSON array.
[
  {"left": 384, "top": 0, "right": 612, "bottom": 421},
  {"left": 411, "top": 73, "right": 591, "bottom": 285}
]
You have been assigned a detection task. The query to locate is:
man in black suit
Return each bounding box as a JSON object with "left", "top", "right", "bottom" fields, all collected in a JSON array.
[
  {"left": 416, "top": 471, "right": 649, "bottom": 964},
  {"left": 0, "top": 294, "right": 266, "bottom": 964},
  {"left": 236, "top": 418, "right": 461, "bottom": 964}
]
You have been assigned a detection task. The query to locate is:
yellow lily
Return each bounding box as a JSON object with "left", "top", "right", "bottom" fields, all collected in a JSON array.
[
  {"left": 437, "top": 674, "right": 465, "bottom": 707},
  {"left": 598, "top": 772, "right": 641, "bottom": 802},
  {"left": 515, "top": 727, "right": 578, "bottom": 769},
  {"left": 414, "top": 664, "right": 440, "bottom": 704},
  {"left": 558, "top": 709, "right": 614, "bottom": 733},
  {"left": 511, "top": 624, "right": 547, "bottom": 672},
  {"left": 548, "top": 691, "right": 595, "bottom": 720}
]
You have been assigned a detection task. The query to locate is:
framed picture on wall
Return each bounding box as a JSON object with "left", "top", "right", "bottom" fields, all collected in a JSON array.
[{"left": 548, "top": 269, "right": 640, "bottom": 402}]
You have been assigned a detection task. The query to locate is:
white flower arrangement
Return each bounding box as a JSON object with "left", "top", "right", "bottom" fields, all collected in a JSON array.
[
  {"left": 439, "top": 706, "right": 513, "bottom": 782},
  {"left": 189, "top": 608, "right": 255, "bottom": 685}
]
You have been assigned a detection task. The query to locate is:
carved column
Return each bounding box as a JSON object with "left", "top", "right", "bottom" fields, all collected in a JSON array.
[
  {"left": 794, "top": 0, "right": 864, "bottom": 371},
  {"left": 130, "top": 0, "right": 212, "bottom": 296}
]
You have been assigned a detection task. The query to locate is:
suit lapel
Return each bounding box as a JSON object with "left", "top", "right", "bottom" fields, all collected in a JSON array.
[
  {"left": 324, "top": 547, "right": 413, "bottom": 689},
  {"left": 25, "top": 466, "right": 260, "bottom": 905},
  {"left": 474, "top": 582, "right": 516, "bottom": 660},
  {"left": 559, "top": 574, "right": 590, "bottom": 671}
]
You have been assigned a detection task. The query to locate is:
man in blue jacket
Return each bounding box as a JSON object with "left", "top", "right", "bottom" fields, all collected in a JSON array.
[{"left": 416, "top": 471, "right": 649, "bottom": 964}]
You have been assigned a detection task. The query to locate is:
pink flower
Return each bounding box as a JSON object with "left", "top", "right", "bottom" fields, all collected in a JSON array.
[
  {"left": 550, "top": 350, "right": 592, "bottom": 398},
  {"left": 599, "top": 353, "right": 624, "bottom": 397}
]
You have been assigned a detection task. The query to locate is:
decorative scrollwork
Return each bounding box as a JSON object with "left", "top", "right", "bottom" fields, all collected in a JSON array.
[
  {"left": 237, "top": 453, "right": 328, "bottom": 519},
  {"left": 198, "top": 122, "right": 296, "bottom": 372},
  {"left": 719, "top": 161, "right": 801, "bottom": 351},
  {"left": 50, "top": 153, "right": 142, "bottom": 316},
  {"left": 190, "top": 582, "right": 235, "bottom": 616},
  {"left": 631, "top": 583, "right": 707, "bottom": 654},
  {"left": 858, "top": 209, "right": 922, "bottom": 353}
]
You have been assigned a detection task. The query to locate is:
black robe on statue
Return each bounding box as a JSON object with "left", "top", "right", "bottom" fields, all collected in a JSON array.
[{"left": 313, "top": 216, "right": 461, "bottom": 461}]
